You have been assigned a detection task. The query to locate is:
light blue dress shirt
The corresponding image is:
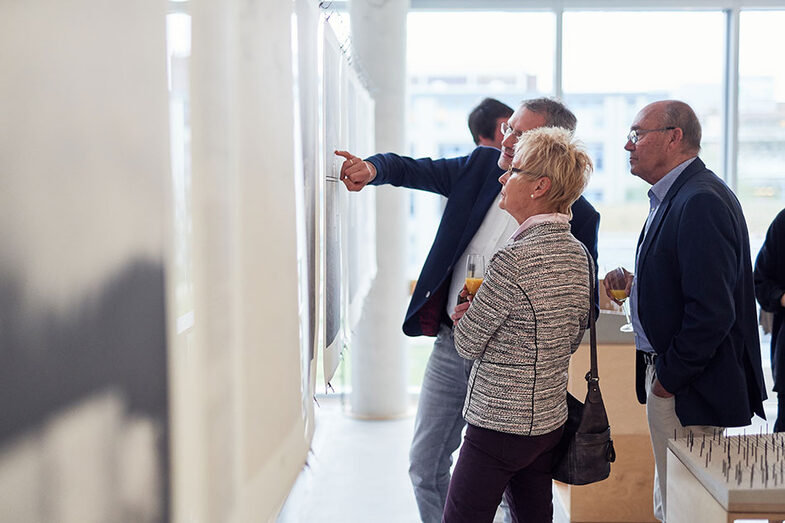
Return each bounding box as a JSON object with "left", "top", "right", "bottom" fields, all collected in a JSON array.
[{"left": 630, "top": 157, "right": 697, "bottom": 353}]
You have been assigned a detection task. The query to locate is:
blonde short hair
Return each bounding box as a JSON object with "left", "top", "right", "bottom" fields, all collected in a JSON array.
[{"left": 512, "top": 127, "right": 593, "bottom": 217}]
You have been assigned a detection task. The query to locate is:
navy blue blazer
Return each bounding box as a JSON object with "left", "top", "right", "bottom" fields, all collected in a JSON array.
[
  {"left": 633, "top": 157, "right": 766, "bottom": 427},
  {"left": 367, "top": 146, "right": 600, "bottom": 337},
  {"left": 753, "top": 208, "right": 785, "bottom": 394}
]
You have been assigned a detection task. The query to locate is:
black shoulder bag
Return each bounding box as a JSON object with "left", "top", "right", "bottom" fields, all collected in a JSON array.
[{"left": 551, "top": 247, "right": 616, "bottom": 485}]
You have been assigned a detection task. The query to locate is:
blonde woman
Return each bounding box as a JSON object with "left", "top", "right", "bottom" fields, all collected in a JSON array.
[{"left": 443, "top": 127, "right": 594, "bottom": 523}]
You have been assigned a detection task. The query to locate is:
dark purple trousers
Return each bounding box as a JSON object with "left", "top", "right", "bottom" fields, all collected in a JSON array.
[{"left": 442, "top": 423, "right": 564, "bottom": 523}]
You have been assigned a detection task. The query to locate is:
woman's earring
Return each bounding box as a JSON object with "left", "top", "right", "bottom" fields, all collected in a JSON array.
[{"left": 530, "top": 194, "right": 535, "bottom": 199}]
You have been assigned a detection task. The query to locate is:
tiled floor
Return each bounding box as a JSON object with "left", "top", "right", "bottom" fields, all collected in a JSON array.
[
  {"left": 280, "top": 395, "right": 421, "bottom": 522},
  {"left": 281, "top": 350, "right": 779, "bottom": 523},
  {"left": 282, "top": 395, "right": 510, "bottom": 522}
]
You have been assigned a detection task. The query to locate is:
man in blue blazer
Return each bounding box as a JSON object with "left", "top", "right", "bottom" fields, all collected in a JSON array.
[
  {"left": 605, "top": 100, "right": 766, "bottom": 522},
  {"left": 336, "top": 98, "right": 600, "bottom": 522}
]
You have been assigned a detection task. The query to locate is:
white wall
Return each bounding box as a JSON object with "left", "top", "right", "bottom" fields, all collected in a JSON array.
[
  {"left": 0, "top": 1, "right": 383, "bottom": 520},
  {"left": 173, "top": 1, "right": 312, "bottom": 521},
  {"left": 0, "top": 1, "right": 171, "bottom": 521}
]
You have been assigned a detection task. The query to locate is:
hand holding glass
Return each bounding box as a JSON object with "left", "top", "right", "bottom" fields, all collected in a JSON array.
[
  {"left": 465, "top": 254, "right": 485, "bottom": 293},
  {"left": 605, "top": 268, "right": 633, "bottom": 333},
  {"left": 458, "top": 255, "right": 485, "bottom": 305}
]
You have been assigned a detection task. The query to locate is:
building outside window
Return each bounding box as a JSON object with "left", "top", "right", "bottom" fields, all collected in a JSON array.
[
  {"left": 738, "top": 10, "right": 785, "bottom": 255},
  {"left": 404, "top": 7, "right": 784, "bottom": 389}
]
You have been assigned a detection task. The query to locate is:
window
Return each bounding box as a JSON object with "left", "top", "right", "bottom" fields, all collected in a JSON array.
[
  {"left": 405, "top": 10, "right": 556, "bottom": 282},
  {"left": 407, "top": 11, "right": 555, "bottom": 161},
  {"left": 400, "top": 6, "right": 784, "bottom": 391},
  {"left": 405, "top": 10, "right": 557, "bottom": 389},
  {"left": 737, "top": 10, "right": 785, "bottom": 254},
  {"left": 563, "top": 11, "right": 725, "bottom": 271},
  {"left": 167, "top": 11, "right": 193, "bottom": 323}
]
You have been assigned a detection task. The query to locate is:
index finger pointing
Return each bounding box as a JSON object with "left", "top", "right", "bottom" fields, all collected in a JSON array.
[{"left": 334, "top": 150, "right": 356, "bottom": 161}]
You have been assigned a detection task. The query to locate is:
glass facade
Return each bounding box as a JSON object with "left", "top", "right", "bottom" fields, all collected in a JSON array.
[
  {"left": 404, "top": 7, "right": 784, "bottom": 389},
  {"left": 405, "top": 8, "right": 784, "bottom": 273},
  {"left": 738, "top": 10, "right": 785, "bottom": 256},
  {"left": 563, "top": 11, "right": 725, "bottom": 270}
]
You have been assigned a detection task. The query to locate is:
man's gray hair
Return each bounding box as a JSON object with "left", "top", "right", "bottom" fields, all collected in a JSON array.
[
  {"left": 521, "top": 97, "right": 577, "bottom": 132},
  {"left": 661, "top": 100, "right": 702, "bottom": 154}
]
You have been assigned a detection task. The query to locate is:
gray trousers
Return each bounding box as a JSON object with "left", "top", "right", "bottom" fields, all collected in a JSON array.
[{"left": 409, "top": 325, "right": 473, "bottom": 522}]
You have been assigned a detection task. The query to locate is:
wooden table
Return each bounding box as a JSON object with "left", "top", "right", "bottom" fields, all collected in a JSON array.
[{"left": 667, "top": 434, "right": 785, "bottom": 523}]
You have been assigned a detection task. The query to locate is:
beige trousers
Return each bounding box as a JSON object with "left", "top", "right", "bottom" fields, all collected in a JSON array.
[{"left": 644, "top": 364, "right": 721, "bottom": 522}]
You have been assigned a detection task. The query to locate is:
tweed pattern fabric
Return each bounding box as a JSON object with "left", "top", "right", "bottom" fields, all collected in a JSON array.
[{"left": 454, "top": 222, "right": 590, "bottom": 436}]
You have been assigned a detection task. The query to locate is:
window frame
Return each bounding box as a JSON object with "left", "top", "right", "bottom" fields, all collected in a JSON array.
[{"left": 340, "top": 0, "right": 785, "bottom": 193}]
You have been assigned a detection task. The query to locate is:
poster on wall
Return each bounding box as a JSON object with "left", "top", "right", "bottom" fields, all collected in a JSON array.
[
  {"left": 321, "top": 20, "right": 378, "bottom": 387},
  {"left": 0, "top": 1, "right": 170, "bottom": 521},
  {"left": 322, "top": 24, "right": 345, "bottom": 386}
]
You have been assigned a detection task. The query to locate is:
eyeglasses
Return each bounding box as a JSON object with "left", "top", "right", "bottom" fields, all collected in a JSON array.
[
  {"left": 500, "top": 121, "right": 524, "bottom": 140},
  {"left": 626, "top": 126, "right": 676, "bottom": 145},
  {"left": 507, "top": 167, "right": 541, "bottom": 177}
]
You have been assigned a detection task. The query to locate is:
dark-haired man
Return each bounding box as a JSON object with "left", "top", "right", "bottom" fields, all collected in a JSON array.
[{"left": 468, "top": 97, "right": 513, "bottom": 149}]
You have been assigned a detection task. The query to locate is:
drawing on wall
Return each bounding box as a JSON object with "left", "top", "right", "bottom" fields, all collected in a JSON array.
[
  {"left": 323, "top": 25, "right": 345, "bottom": 386},
  {"left": 321, "top": 20, "right": 377, "bottom": 387}
]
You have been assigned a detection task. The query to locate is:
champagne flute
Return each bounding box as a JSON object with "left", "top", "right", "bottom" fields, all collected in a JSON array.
[
  {"left": 458, "top": 254, "right": 485, "bottom": 305},
  {"left": 606, "top": 268, "right": 633, "bottom": 333},
  {"left": 465, "top": 254, "right": 485, "bottom": 296}
]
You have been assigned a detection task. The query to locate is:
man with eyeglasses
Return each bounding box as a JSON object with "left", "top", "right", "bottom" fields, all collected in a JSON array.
[
  {"left": 603, "top": 100, "right": 766, "bottom": 522},
  {"left": 335, "top": 97, "right": 599, "bottom": 523}
]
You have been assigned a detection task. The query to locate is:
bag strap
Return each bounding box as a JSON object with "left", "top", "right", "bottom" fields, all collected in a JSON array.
[{"left": 580, "top": 245, "right": 599, "bottom": 383}]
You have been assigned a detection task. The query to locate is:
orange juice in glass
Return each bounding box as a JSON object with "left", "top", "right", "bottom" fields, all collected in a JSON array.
[
  {"left": 464, "top": 254, "right": 485, "bottom": 297},
  {"left": 610, "top": 289, "right": 628, "bottom": 302},
  {"left": 465, "top": 276, "right": 484, "bottom": 295}
]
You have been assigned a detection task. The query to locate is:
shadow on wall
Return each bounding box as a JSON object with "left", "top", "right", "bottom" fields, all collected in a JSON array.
[{"left": 0, "top": 259, "right": 169, "bottom": 523}]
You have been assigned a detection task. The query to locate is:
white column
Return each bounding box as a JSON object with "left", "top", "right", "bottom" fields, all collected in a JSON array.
[{"left": 349, "top": 0, "right": 410, "bottom": 418}]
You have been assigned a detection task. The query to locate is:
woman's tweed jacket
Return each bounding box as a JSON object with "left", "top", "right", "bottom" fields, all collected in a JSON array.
[{"left": 454, "top": 221, "right": 591, "bottom": 436}]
